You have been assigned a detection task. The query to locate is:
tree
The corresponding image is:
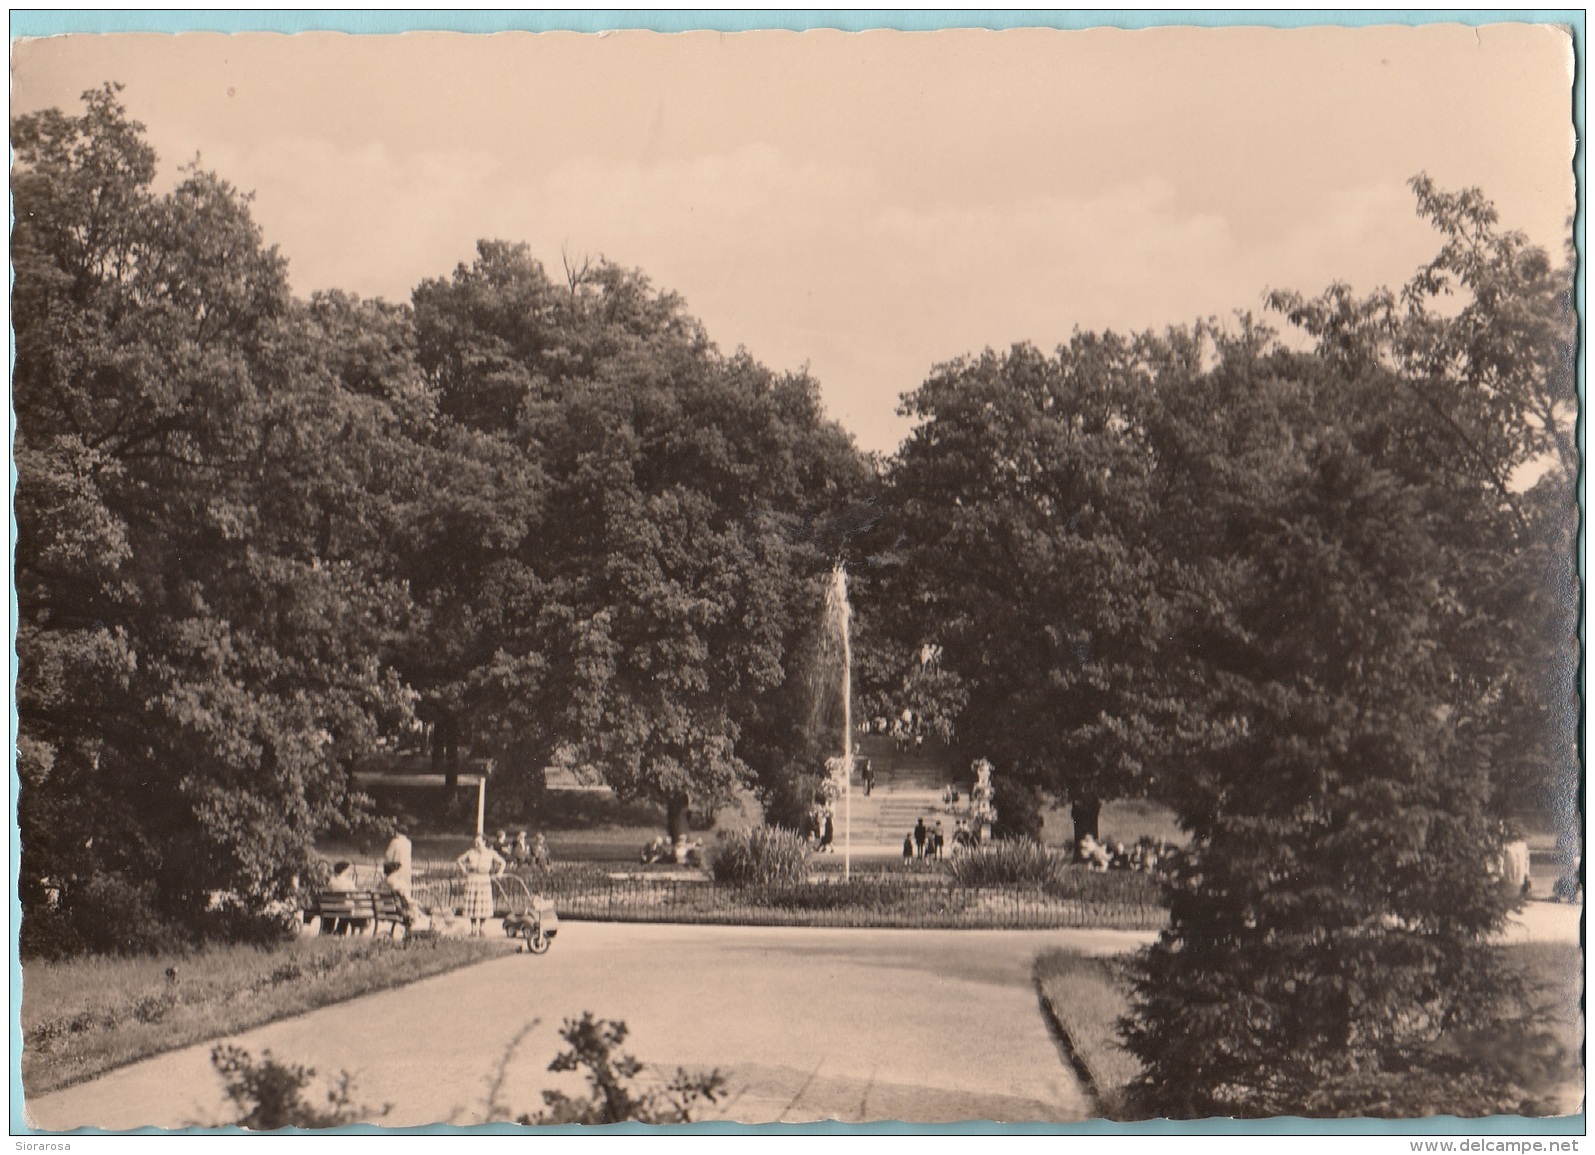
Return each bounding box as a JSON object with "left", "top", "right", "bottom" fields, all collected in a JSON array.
[
  {"left": 1120, "top": 182, "right": 1574, "bottom": 1117},
  {"left": 15, "top": 87, "right": 416, "bottom": 952},
  {"left": 870, "top": 335, "right": 1178, "bottom": 842},
  {"left": 404, "top": 244, "right": 870, "bottom": 846}
]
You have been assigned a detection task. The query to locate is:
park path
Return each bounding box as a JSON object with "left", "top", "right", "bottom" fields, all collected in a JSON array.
[{"left": 26, "top": 924, "right": 1153, "bottom": 1131}]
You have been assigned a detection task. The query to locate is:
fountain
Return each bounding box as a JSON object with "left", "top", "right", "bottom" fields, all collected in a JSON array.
[{"left": 822, "top": 563, "right": 855, "bottom": 879}]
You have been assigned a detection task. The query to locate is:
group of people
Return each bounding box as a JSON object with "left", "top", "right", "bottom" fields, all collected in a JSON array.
[
  {"left": 490, "top": 828, "right": 551, "bottom": 869},
  {"left": 1076, "top": 833, "right": 1176, "bottom": 875},
  {"left": 318, "top": 823, "right": 417, "bottom": 935},
  {"left": 903, "top": 816, "right": 972, "bottom": 861},
  {"left": 857, "top": 709, "right": 929, "bottom": 755}
]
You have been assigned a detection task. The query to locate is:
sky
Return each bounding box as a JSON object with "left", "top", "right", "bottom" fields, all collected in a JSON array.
[{"left": 11, "top": 24, "right": 1577, "bottom": 454}]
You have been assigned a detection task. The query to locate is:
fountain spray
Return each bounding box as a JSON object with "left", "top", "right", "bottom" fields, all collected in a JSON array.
[{"left": 825, "top": 563, "right": 854, "bottom": 880}]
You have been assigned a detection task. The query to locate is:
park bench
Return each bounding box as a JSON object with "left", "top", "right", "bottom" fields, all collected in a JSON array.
[{"left": 307, "top": 890, "right": 412, "bottom": 940}]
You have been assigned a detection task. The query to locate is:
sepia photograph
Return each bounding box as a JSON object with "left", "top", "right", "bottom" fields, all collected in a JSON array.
[{"left": 8, "top": 13, "right": 1582, "bottom": 1136}]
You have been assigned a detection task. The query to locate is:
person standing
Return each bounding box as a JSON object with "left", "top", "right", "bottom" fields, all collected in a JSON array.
[
  {"left": 456, "top": 834, "right": 506, "bottom": 937},
  {"left": 383, "top": 823, "right": 413, "bottom": 900},
  {"left": 913, "top": 817, "right": 928, "bottom": 860},
  {"left": 861, "top": 758, "right": 874, "bottom": 797}
]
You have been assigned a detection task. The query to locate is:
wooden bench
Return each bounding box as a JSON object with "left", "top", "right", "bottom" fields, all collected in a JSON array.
[{"left": 307, "top": 890, "right": 412, "bottom": 939}]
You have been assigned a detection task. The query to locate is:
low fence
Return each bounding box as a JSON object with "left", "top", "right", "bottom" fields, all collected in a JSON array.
[{"left": 411, "top": 862, "right": 1165, "bottom": 932}]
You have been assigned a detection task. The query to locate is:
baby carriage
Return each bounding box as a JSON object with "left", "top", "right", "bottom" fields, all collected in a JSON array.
[{"left": 499, "top": 874, "right": 559, "bottom": 954}]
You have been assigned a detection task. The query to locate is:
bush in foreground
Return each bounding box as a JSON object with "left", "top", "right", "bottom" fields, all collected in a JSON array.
[
  {"left": 525, "top": 1013, "right": 728, "bottom": 1125},
  {"left": 213, "top": 1045, "right": 386, "bottom": 1129},
  {"left": 710, "top": 827, "right": 810, "bottom": 888}
]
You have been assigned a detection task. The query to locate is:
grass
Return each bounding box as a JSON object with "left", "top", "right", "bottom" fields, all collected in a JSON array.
[
  {"left": 1033, "top": 949, "right": 1141, "bottom": 1119},
  {"left": 22, "top": 934, "right": 513, "bottom": 1098},
  {"left": 1513, "top": 941, "right": 1585, "bottom": 1112},
  {"left": 1039, "top": 798, "right": 1187, "bottom": 850},
  {"left": 1034, "top": 939, "right": 1586, "bottom": 1120}
]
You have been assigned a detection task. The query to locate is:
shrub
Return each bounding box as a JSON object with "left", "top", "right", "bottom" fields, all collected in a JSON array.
[
  {"left": 946, "top": 839, "right": 1059, "bottom": 887},
  {"left": 752, "top": 763, "right": 826, "bottom": 834},
  {"left": 710, "top": 827, "right": 810, "bottom": 888},
  {"left": 524, "top": 1013, "right": 728, "bottom": 1125},
  {"left": 991, "top": 778, "right": 1046, "bottom": 842},
  {"left": 212, "top": 1044, "right": 385, "bottom": 1129},
  {"left": 21, "top": 872, "right": 190, "bottom": 960}
]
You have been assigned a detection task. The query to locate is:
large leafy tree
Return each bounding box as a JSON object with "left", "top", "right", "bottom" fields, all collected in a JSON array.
[
  {"left": 14, "top": 87, "right": 417, "bottom": 952},
  {"left": 404, "top": 244, "right": 868, "bottom": 844},
  {"left": 1120, "top": 182, "right": 1575, "bottom": 1117},
  {"left": 868, "top": 333, "right": 1180, "bottom": 840}
]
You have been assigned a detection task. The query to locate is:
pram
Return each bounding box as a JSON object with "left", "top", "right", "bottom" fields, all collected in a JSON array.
[{"left": 502, "top": 886, "right": 560, "bottom": 954}]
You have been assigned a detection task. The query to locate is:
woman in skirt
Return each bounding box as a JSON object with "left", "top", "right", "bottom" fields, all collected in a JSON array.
[{"left": 456, "top": 834, "right": 506, "bottom": 937}]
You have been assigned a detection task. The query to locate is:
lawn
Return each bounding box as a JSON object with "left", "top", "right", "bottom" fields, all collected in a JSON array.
[
  {"left": 22, "top": 934, "right": 512, "bottom": 1098},
  {"left": 1034, "top": 938, "right": 1585, "bottom": 1119}
]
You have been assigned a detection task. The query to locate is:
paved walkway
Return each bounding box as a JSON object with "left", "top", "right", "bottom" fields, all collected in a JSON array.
[
  {"left": 26, "top": 903, "right": 1580, "bottom": 1132},
  {"left": 27, "top": 924, "right": 1151, "bottom": 1131}
]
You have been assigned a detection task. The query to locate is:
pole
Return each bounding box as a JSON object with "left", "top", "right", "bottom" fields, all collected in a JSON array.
[
  {"left": 839, "top": 565, "right": 853, "bottom": 882},
  {"left": 476, "top": 775, "right": 486, "bottom": 838}
]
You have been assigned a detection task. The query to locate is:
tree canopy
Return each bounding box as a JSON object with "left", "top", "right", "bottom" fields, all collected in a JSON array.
[
  {"left": 13, "top": 85, "right": 868, "bottom": 950},
  {"left": 863, "top": 177, "right": 1574, "bottom": 1115}
]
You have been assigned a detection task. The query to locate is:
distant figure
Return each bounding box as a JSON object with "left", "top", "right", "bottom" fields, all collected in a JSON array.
[
  {"left": 818, "top": 811, "right": 835, "bottom": 852},
  {"left": 383, "top": 824, "right": 413, "bottom": 899},
  {"left": 532, "top": 832, "right": 551, "bottom": 868},
  {"left": 492, "top": 829, "right": 512, "bottom": 859},
  {"left": 903, "top": 833, "right": 915, "bottom": 862},
  {"left": 1553, "top": 857, "right": 1582, "bottom": 903},
  {"left": 931, "top": 821, "right": 946, "bottom": 861},
  {"left": 511, "top": 830, "right": 531, "bottom": 866},
  {"left": 457, "top": 834, "right": 506, "bottom": 938},
  {"left": 861, "top": 759, "right": 875, "bottom": 796},
  {"left": 913, "top": 817, "right": 928, "bottom": 859},
  {"left": 1502, "top": 838, "right": 1532, "bottom": 896}
]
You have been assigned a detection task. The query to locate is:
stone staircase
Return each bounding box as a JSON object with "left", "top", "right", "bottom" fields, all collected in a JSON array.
[{"left": 826, "top": 734, "right": 975, "bottom": 853}]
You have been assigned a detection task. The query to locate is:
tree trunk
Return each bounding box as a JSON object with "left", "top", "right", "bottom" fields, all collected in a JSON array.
[
  {"left": 440, "top": 713, "right": 460, "bottom": 792},
  {"left": 1072, "top": 795, "right": 1102, "bottom": 847},
  {"left": 666, "top": 793, "right": 691, "bottom": 863}
]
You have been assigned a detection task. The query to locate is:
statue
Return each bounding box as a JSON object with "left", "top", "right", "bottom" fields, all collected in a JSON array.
[{"left": 970, "top": 758, "right": 997, "bottom": 845}]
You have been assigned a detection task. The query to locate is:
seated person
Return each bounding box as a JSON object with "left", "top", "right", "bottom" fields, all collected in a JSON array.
[
  {"left": 1077, "top": 835, "right": 1110, "bottom": 873},
  {"left": 532, "top": 832, "right": 551, "bottom": 867},
  {"left": 323, "top": 861, "right": 359, "bottom": 934},
  {"left": 511, "top": 831, "right": 531, "bottom": 866}
]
